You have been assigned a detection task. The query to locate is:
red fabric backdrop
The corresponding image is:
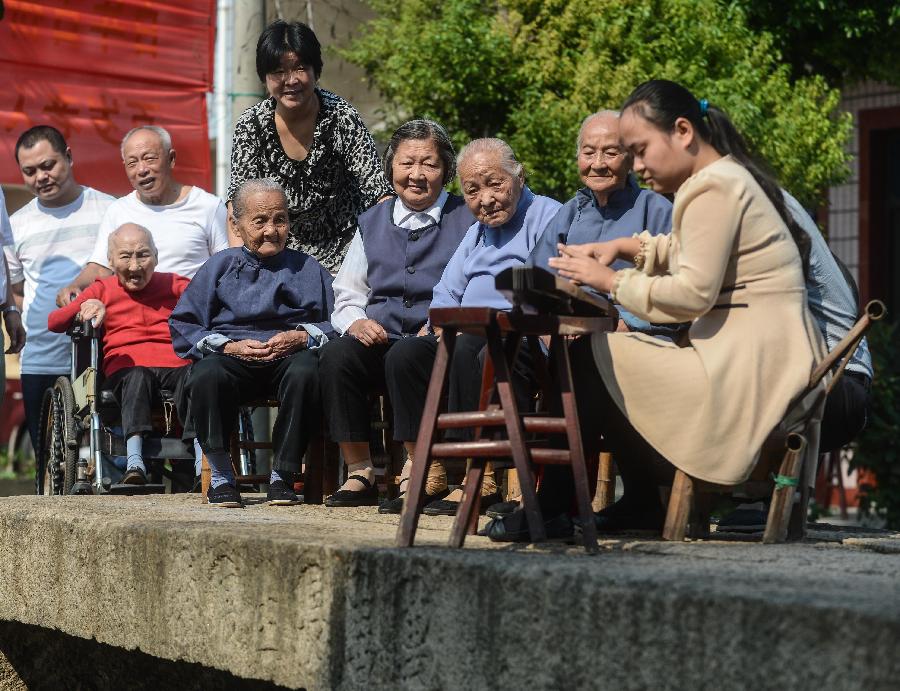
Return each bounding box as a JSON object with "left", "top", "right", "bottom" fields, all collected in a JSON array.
[{"left": 0, "top": 0, "right": 215, "bottom": 195}]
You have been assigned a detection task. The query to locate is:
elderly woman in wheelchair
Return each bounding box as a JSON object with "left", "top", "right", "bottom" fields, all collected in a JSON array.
[
  {"left": 46, "top": 223, "right": 195, "bottom": 493},
  {"left": 169, "top": 179, "right": 335, "bottom": 509}
]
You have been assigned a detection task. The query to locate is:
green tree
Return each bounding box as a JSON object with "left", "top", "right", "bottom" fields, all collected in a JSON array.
[
  {"left": 344, "top": 0, "right": 851, "bottom": 204},
  {"left": 735, "top": 0, "right": 900, "bottom": 87}
]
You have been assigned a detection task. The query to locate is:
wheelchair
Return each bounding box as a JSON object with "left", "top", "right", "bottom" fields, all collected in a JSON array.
[{"left": 35, "top": 320, "right": 196, "bottom": 496}]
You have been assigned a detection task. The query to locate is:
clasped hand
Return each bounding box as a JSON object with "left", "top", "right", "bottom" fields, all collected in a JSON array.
[
  {"left": 223, "top": 330, "right": 308, "bottom": 361},
  {"left": 548, "top": 241, "right": 618, "bottom": 293},
  {"left": 347, "top": 318, "right": 388, "bottom": 346}
]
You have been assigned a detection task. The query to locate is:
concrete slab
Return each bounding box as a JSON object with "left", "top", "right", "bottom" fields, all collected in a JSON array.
[{"left": 0, "top": 494, "right": 897, "bottom": 690}]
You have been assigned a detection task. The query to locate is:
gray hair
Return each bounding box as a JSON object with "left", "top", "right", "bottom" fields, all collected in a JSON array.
[
  {"left": 576, "top": 110, "right": 622, "bottom": 155},
  {"left": 383, "top": 119, "right": 457, "bottom": 185},
  {"left": 120, "top": 126, "right": 173, "bottom": 159},
  {"left": 107, "top": 223, "right": 158, "bottom": 259},
  {"left": 457, "top": 138, "right": 523, "bottom": 180},
  {"left": 231, "top": 178, "right": 288, "bottom": 219}
]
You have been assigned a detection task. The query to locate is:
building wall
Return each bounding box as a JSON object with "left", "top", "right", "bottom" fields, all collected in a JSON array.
[{"left": 827, "top": 81, "right": 900, "bottom": 283}]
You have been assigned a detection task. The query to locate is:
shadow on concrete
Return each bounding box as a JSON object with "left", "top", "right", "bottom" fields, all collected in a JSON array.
[{"left": 0, "top": 620, "right": 293, "bottom": 690}]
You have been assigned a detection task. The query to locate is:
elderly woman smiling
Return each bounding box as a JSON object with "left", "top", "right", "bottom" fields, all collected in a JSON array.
[
  {"left": 529, "top": 110, "right": 673, "bottom": 335},
  {"left": 170, "top": 179, "right": 335, "bottom": 508},
  {"left": 383, "top": 137, "right": 561, "bottom": 517},
  {"left": 318, "top": 119, "right": 475, "bottom": 509}
]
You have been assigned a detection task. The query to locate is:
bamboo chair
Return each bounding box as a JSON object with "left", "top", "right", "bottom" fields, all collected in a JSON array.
[{"left": 663, "top": 300, "right": 886, "bottom": 543}]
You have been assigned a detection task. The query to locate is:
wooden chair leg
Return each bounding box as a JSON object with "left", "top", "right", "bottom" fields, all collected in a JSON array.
[
  {"left": 663, "top": 469, "right": 694, "bottom": 541},
  {"left": 397, "top": 331, "right": 456, "bottom": 547},
  {"left": 764, "top": 432, "right": 807, "bottom": 544},
  {"left": 449, "top": 459, "right": 485, "bottom": 548},
  {"left": 303, "top": 436, "right": 324, "bottom": 505},
  {"left": 485, "top": 324, "right": 545, "bottom": 542},
  {"left": 596, "top": 452, "right": 615, "bottom": 510},
  {"left": 200, "top": 452, "right": 210, "bottom": 504},
  {"left": 553, "top": 334, "right": 598, "bottom": 552}
]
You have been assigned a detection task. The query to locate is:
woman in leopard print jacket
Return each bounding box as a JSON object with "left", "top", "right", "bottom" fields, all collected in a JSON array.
[{"left": 227, "top": 20, "right": 392, "bottom": 272}]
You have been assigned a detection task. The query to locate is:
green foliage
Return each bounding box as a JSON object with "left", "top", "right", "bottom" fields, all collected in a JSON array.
[
  {"left": 344, "top": 0, "right": 851, "bottom": 205},
  {"left": 735, "top": 0, "right": 900, "bottom": 87},
  {"left": 851, "top": 322, "right": 900, "bottom": 529}
]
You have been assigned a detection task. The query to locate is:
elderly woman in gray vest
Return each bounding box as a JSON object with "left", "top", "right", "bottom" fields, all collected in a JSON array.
[{"left": 319, "top": 120, "right": 475, "bottom": 508}]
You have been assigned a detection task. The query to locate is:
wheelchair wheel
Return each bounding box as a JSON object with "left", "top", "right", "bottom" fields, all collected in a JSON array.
[{"left": 35, "top": 378, "right": 78, "bottom": 496}]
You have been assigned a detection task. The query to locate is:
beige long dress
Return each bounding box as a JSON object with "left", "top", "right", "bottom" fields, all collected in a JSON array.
[{"left": 593, "top": 156, "right": 826, "bottom": 486}]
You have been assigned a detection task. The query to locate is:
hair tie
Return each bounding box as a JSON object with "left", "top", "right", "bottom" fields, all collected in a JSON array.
[{"left": 698, "top": 98, "right": 709, "bottom": 117}]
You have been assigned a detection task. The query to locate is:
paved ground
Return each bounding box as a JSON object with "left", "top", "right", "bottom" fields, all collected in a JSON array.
[{"left": 0, "top": 494, "right": 897, "bottom": 690}]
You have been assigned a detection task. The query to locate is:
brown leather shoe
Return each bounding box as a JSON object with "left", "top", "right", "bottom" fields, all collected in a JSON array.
[{"left": 121, "top": 467, "right": 148, "bottom": 485}]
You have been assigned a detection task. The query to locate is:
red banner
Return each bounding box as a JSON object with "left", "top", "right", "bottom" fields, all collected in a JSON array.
[{"left": 0, "top": 0, "right": 215, "bottom": 195}]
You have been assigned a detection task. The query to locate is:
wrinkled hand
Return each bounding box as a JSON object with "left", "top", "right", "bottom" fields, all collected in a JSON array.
[
  {"left": 548, "top": 245, "right": 617, "bottom": 293},
  {"left": 348, "top": 318, "right": 388, "bottom": 347},
  {"left": 56, "top": 284, "right": 81, "bottom": 307},
  {"left": 78, "top": 299, "right": 107, "bottom": 328},
  {"left": 416, "top": 324, "right": 442, "bottom": 340},
  {"left": 265, "top": 330, "right": 309, "bottom": 359},
  {"left": 559, "top": 240, "right": 619, "bottom": 266},
  {"left": 3, "top": 311, "right": 25, "bottom": 354},
  {"left": 223, "top": 339, "right": 274, "bottom": 361}
]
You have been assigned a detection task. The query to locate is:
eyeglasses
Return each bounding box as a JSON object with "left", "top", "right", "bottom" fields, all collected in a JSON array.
[{"left": 266, "top": 65, "right": 310, "bottom": 82}]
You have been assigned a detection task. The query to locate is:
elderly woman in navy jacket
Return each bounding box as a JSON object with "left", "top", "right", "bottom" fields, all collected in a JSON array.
[
  {"left": 319, "top": 120, "right": 475, "bottom": 508},
  {"left": 170, "top": 179, "right": 335, "bottom": 508}
]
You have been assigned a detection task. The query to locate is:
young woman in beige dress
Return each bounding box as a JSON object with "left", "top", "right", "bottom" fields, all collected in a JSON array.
[{"left": 485, "top": 79, "right": 827, "bottom": 542}]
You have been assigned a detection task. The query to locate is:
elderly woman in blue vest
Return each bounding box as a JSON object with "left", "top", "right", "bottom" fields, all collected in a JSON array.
[
  {"left": 529, "top": 110, "right": 673, "bottom": 334},
  {"left": 379, "top": 138, "right": 562, "bottom": 516},
  {"left": 318, "top": 120, "right": 475, "bottom": 508}
]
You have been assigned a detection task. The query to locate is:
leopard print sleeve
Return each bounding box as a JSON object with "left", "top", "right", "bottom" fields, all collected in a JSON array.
[
  {"left": 227, "top": 106, "right": 264, "bottom": 203},
  {"left": 338, "top": 104, "right": 392, "bottom": 206}
]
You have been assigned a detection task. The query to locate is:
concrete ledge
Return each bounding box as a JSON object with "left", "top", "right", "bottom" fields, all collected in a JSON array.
[{"left": 0, "top": 495, "right": 898, "bottom": 690}]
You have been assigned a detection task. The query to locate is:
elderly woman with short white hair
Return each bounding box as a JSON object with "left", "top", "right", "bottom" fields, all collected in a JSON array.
[{"left": 382, "top": 137, "right": 561, "bottom": 517}]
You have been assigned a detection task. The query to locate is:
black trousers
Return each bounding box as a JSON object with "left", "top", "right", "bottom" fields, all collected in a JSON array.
[
  {"left": 21, "top": 372, "right": 67, "bottom": 453},
  {"left": 319, "top": 335, "right": 397, "bottom": 442},
  {"left": 101, "top": 366, "right": 190, "bottom": 439},
  {"left": 538, "top": 336, "right": 674, "bottom": 516},
  {"left": 384, "top": 333, "right": 536, "bottom": 443},
  {"left": 820, "top": 372, "right": 870, "bottom": 453},
  {"left": 185, "top": 350, "right": 320, "bottom": 473}
]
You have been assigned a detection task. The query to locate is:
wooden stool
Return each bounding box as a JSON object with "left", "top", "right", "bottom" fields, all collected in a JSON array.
[{"left": 396, "top": 307, "right": 615, "bottom": 553}]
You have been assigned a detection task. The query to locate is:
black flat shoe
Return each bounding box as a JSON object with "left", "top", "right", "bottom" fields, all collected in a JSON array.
[
  {"left": 378, "top": 486, "right": 450, "bottom": 515},
  {"left": 121, "top": 467, "right": 147, "bottom": 485},
  {"left": 267, "top": 480, "right": 301, "bottom": 506},
  {"left": 484, "top": 508, "right": 574, "bottom": 543},
  {"left": 325, "top": 474, "right": 379, "bottom": 507},
  {"left": 423, "top": 490, "right": 502, "bottom": 516},
  {"left": 486, "top": 499, "right": 520, "bottom": 518},
  {"left": 206, "top": 483, "right": 244, "bottom": 508}
]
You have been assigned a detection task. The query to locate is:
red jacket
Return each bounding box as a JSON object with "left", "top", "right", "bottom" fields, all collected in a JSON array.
[{"left": 48, "top": 272, "right": 191, "bottom": 376}]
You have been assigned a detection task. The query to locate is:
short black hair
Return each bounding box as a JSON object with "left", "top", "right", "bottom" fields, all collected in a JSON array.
[
  {"left": 383, "top": 119, "right": 457, "bottom": 186},
  {"left": 256, "top": 20, "right": 323, "bottom": 82},
  {"left": 15, "top": 125, "right": 68, "bottom": 162}
]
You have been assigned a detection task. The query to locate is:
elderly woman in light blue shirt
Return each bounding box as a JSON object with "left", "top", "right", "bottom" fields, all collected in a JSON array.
[
  {"left": 529, "top": 110, "right": 674, "bottom": 336},
  {"left": 382, "top": 138, "right": 561, "bottom": 516}
]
